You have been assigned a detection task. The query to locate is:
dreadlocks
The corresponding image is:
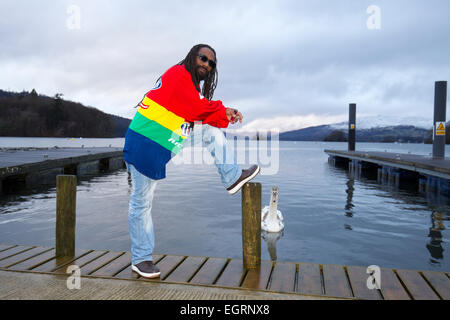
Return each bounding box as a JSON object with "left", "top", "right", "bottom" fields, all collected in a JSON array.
[
  {"left": 177, "top": 44, "right": 218, "bottom": 101},
  {"left": 135, "top": 44, "right": 218, "bottom": 108}
]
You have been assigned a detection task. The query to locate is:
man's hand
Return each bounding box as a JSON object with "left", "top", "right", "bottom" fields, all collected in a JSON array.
[{"left": 226, "top": 108, "right": 243, "bottom": 124}]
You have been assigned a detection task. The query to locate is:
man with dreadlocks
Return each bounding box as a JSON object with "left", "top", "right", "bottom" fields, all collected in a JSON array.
[{"left": 123, "top": 44, "right": 260, "bottom": 278}]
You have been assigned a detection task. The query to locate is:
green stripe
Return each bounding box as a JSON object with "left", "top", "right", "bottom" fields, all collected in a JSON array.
[{"left": 129, "top": 112, "right": 185, "bottom": 153}]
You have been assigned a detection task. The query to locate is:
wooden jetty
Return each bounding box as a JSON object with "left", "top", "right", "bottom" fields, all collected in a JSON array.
[
  {"left": 325, "top": 149, "right": 450, "bottom": 196},
  {"left": 0, "top": 243, "right": 449, "bottom": 300},
  {"left": 0, "top": 147, "right": 124, "bottom": 194},
  {"left": 331, "top": 81, "right": 449, "bottom": 195}
]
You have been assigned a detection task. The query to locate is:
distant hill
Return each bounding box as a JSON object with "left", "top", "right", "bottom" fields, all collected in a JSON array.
[
  {"left": 110, "top": 114, "right": 132, "bottom": 138},
  {"left": 0, "top": 89, "right": 131, "bottom": 138},
  {"left": 279, "top": 124, "right": 332, "bottom": 141},
  {"left": 279, "top": 124, "right": 433, "bottom": 143}
]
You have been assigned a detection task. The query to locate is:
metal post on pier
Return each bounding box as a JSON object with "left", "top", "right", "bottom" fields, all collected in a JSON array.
[
  {"left": 348, "top": 103, "right": 356, "bottom": 151},
  {"left": 56, "top": 175, "right": 77, "bottom": 257},
  {"left": 432, "top": 81, "right": 447, "bottom": 159},
  {"left": 241, "top": 182, "right": 261, "bottom": 269}
]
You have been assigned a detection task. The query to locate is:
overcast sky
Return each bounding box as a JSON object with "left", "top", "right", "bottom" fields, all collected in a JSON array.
[{"left": 1, "top": 0, "right": 449, "bottom": 132}]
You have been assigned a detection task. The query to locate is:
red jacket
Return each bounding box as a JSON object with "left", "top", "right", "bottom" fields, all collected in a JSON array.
[
  {"left": 124, "top": 64, "right": 230, "bottom": 179},
  {"left": 145, "top": 64, "right": 230, "bottom": 128}
]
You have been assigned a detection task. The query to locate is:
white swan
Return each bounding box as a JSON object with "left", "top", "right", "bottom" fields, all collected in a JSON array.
[{"left": 261, "top": 186, "right": 284, "bottom": 232}]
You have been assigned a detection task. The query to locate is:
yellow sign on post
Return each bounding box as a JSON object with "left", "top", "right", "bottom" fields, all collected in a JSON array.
[{"left": 436, "top": 122, "right": 446, "bottom": 136}]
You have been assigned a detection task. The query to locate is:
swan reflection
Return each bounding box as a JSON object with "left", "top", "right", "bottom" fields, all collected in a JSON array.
[{"left": 262, "top": 229, "right": 284, "bottom": 261}]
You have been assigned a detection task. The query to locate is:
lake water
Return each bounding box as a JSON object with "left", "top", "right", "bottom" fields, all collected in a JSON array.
[{"left": 0, "top": 137, "right": 449, "bottom": 272}]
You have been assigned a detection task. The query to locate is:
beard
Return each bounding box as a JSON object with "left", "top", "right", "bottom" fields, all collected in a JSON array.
[{"left": 196, "top": 66, "right": 208, "bottom": 80}]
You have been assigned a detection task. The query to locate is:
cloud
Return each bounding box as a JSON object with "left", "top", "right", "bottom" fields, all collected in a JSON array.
[{"left": 0, "top": 0, "right": 449, "bottom": 130}]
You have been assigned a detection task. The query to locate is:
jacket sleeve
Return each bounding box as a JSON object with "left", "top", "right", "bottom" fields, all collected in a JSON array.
[
  {"left": 202, "top": 107, "right": 230, "bottom": 128},
  {"left": 171, "top": 67, "right": 230, "bottom": 128}
]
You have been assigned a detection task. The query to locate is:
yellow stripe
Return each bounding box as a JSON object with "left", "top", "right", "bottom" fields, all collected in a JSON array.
[{"left": 138, "top": 97, "right": 187, "bottom": 138}]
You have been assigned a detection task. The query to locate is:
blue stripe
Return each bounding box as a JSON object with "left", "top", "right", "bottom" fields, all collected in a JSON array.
[{"left": 123, "top": 128, "right": 172, "bottom": 180}]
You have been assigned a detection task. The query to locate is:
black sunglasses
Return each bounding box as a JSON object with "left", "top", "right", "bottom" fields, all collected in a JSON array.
[{"left": 198, "top": 54, "right": 216, "bottom": 69}]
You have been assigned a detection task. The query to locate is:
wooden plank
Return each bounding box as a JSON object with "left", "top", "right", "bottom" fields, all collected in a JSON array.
[
  {"left": 80, "top": 251, "right": 125, "bottom": 275},
  {"left": 0, "top": 245, "right": 34, "bottom": 261},
  {"left": 164, "top": 256, "right": 206, "bottom": 283},
  {"left": 32, "top": 249, "right": 92, "bottom": 272},
  {"left": 379, "top": 268, "right": 410, "bottom": 300},
  {"left": 214, "top": 259, "right": 246, "bottom": 287},
  {"left": 298, "top": 263, "right": 323, "bottom": 296},
  {"left": 8, "top": 248, "right": 56, "bottom": 271},
  {"left": 114, "top": 254, "right": 164, "bottom": 280},
  {"left": 90, "top": 252, "right": 132, "bottom": 277},
  {"left": 346, "top": 266, "right": 382, "bottom": 300},
  {"left": 138, "top": 255, "right": 185, "bottom": 281},
  {"left": 241, "top": 260, "right": 273, "bottom": 290},
  {"left": 52, "top": 250, "right": 108, "bottom": 274},
  {"left": 152, "top": 254, "right": 165, "bottom": 264},
  {"left": 422, "top": 271, "right": 450, "bottom": 300},
  {"left": 269, "top": 261, "right": 296, "bottom": 293},
  {"left": 113, "top": 265, "right": 139, "bottom": 280},
  {"left": 322, "top": 264, "right": 353, "bottom": 298},
  {"left": 0, "top": 244, "right": 16, "bottom": 252},
  {"left": 190, "top": 257, "right": 228, "bottom": 285},
  {"left": 0, "top": 247, "right": 52, "bottom": 268},
  {"left": 396, "top": 269, "right": 440, "bottom": 300}
]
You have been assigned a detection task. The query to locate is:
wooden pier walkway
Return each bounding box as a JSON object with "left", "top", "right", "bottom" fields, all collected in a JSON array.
[
  {"left": 325, "top": 149, "right": 450, "bottom": 196},
  {"left": 1, "top": 244, "right": 449, "bottom": 300},
  {"left": 325, "top": 149, "right": 450, "bottom": 179},
  {"left": 0, "top": 147, "right": 124, "bottom": 194}
]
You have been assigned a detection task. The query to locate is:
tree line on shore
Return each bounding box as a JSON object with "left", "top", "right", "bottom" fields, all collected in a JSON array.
[{"left": 0, "top": 89, "right": 131, "bottom": 138}]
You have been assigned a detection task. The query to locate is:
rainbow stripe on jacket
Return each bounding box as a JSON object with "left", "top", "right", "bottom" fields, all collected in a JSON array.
[
  {"left": 124, "top": 95, "right": 192, "bottom": 180},
  {"left": 131, "top": 95, "right": 191, "bottom": 154}
]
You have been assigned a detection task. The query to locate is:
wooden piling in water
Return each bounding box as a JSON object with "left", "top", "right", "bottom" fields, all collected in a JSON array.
[
  {"left": 348, "top": 103, "right": 356, "bottom": 152},
  {"left": 433, "top": 81, "right": 447, "bottom": 159},
  {"left": 55, "top": 175, "right": 77, "bottom": 257},
  {"left": 241, "top": 182, "right": 261, "bottom": 269}
]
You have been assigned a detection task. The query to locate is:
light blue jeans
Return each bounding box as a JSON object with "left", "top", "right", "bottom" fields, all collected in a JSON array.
[{"left": 127, "top": 124, "right": 241, "bottom": 265}]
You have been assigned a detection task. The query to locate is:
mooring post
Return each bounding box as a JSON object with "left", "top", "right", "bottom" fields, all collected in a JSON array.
[
  {"left": 348, "top": 103, "right": 356, "bottom": 151},
  {"left": 432, "top": 81, "right": 447, "bottom": 159},
  {"left": 56, "top": 175, "right": 77, "bottom": 257},
  {"left": 241, "top": 182, "right": 261, "bottom": 269}
]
